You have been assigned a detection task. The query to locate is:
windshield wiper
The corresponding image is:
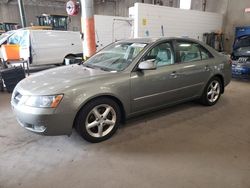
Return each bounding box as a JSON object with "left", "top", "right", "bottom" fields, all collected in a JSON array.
[
  {"left": 82, "top": 63, "right": 95, "bottom": 69},
  {"left": 98, "top": 67, "right": 114, "bottom": 71},
  {"left": 82, "top": 63, "right": 114, "bottom": 72},
  {"left": 110, "top": 58, "right": 121, "bottom": 65}
]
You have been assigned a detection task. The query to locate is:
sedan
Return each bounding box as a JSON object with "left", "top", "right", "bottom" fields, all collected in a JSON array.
[{"left": 11, "top": 37, "right": 232, "bottom": 143}]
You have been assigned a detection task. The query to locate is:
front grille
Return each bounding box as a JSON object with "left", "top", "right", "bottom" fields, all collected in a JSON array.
[{"left": 237, "top": 57, "right": 250, "bottom": 63}]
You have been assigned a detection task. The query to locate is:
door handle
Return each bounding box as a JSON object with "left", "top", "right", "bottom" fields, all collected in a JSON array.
[
  {"left": 204, "top": 65, "right": 210, "bottom": 71},
  {"left": 170, "top": 71, "right": 178, "bottom": 78}
]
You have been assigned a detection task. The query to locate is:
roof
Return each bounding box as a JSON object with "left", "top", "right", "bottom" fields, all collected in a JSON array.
[
  {"left": 121, "top": 37, "right": 158, "bottom": 44},
  {"left": 119, "top": 37, "right": 202, "bottom": 44}
]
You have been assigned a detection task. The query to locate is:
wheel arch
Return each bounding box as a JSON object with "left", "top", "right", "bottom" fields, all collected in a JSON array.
[
  {"left": 212, "top": 74, "right": 225, "bottom": 93},
  {"left": 73, "top": 94, "right": 126, "bottom": 128},
  {"left": 63, "top": 54, "right": 77, "bottom": 65},
  {"left": 64, "top": 53, "right": 77, "bottom": 58}
]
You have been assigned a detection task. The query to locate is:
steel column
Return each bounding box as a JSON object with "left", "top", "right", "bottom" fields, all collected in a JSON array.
[
  {"left": 17, "top": 0, "right": 27, "bottom": 28},
  {"left": 80, "top": 0, "right": 96, "bottom": 59}
]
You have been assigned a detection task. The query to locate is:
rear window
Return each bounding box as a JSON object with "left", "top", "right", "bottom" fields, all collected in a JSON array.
[
  {"left": 177, "top": 42, "right": 201, "bottom": 63},
  {"left": 176, "top": 41, "right": 213, "bottom": 63}
]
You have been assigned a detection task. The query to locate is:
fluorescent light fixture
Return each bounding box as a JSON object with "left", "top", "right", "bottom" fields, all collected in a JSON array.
[
  {"left": 179, "top": 44, "right": 191, "bottom": 47},
  {"left": 245, "top": 8, "right": 250, "bottom": 13},
  {"left": 180, "top": 0, "right": 192, "bottom": 9}
]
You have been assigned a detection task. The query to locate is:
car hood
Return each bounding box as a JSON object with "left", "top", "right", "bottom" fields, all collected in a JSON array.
[
  {"left": 16, "top": 64, "right": 117, "bottom": 95},
  {"left": 233, "top": 47, "right": 250, "bottom": 57}
]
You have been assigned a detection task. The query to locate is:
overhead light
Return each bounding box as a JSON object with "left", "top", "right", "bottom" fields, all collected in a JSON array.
[
  {"left": 179, "top": 44, "right": 191, "bottom": 47},
  {"left": 180, "top": 0, "right": 191, "bottom": 9},
  {"left": 245, "top": 8, "right": 250, "bottom": 13}
]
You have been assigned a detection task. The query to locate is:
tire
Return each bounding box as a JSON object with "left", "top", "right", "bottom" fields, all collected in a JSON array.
[
  {"left": 200, "top": 77, "right": 222, "bottom": 106},
  {"left": 75, "top": 97, "right": 121, "bottom": 143},
  {"left": 63, "top": 55, "right": 76, "bottom": 65},
  {"left": 0, "top": 79, "right": 4, "bottom": 92}
]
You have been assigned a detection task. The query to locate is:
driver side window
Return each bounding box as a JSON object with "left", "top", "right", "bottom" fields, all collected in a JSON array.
[{"left": 143, "top": 42, "right": 175, "bottom": 67}]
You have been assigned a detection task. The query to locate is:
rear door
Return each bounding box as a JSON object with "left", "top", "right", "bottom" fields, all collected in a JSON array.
[
  {"left": 173, "top": 40, "right": 214, "bottom": 97},
  {"left": 31, "top": 31, "right": 56, "bottom": 65},
  {"left": 31, "top": 31, "right": 70, "bottom": 65},
  {"left": 68, "top": 32, "right": 82, "bottom": 54}
]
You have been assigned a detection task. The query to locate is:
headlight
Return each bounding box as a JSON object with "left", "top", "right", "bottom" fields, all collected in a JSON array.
[{"left": 25, "top": 94, "right": 63, "bottom": 108}]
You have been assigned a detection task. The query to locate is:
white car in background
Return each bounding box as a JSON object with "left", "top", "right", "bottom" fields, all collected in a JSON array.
[{"left": 0, "top": 29, "right": 83, "bottom": 66}]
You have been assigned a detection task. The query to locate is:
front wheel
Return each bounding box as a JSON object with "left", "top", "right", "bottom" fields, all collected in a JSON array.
[
  {"left": 200, "top": 77, "right": 222, "bottom": 106},
  {"left": 63, "top": 55, "right": 76, "bottom": 65},
  {"left": 75, "top": 98, "right": 121, "bottom": 143}
]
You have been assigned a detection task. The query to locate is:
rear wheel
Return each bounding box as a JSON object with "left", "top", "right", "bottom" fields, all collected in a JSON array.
[
  {"left": 200, "top": 77, "right": 222, "bottom": 106},
  {"left": 75, "top": 98, "right": 121, "bottom": 143},
  {"left": 63, "top": 54, "right": 76, "bottom": 65}
]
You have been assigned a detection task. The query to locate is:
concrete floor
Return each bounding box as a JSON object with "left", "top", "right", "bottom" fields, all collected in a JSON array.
[{"left": 0, "top": 80, "right": 250, "bottom": 188}]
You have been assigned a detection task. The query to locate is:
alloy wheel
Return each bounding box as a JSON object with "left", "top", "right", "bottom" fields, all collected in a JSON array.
[
  {"left": 85, "top": 104, "right": 117, "bottom": 138},
  {"left": 207, "top": 80, "right": 220, "bottom": 103}
]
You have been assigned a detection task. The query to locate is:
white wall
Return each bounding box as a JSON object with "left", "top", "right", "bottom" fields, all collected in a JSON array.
[
  {"left": 94, "top": 15, "right": 133, "bottom": 50},
  {"left": 131, "top": 3, "right": 223, "bottom": 41}
]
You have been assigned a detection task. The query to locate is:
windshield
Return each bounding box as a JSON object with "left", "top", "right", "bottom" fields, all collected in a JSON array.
[
  {"left": 234, "top": 36, "right": 250, "bottom": 49},
  {"left": 84, "top": 42, "right": 147, "bottom": 71},
  {"left": 0, "top": 31, "right": 14, "bottom": 45},
  {"left": 233, "top": 36, "right": 250, "bottom": 57},
  {"left": 232, "top": 36, "right": 250, "bottom": 59},
  {"left": 233, "top": 47, "right": 250, "bottom": 57}
]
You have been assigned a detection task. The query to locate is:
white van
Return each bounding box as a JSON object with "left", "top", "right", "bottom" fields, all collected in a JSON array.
[{"left": 0, "top": 29, "right": 83, "bottom": 66}]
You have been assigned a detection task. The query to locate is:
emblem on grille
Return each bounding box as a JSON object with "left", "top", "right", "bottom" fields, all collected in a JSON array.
[{"left": 238, "top": 57, "right": 248, "bottom": 63}]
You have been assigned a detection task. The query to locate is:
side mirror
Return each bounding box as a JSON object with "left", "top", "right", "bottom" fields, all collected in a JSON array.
[{"left": 138, "top": 59, "right": 156, "bottom": 70}]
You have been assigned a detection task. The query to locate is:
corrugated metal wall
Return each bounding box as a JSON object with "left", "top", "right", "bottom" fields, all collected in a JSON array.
[
  {"left": 0, "top": 2, "right": 81, "bottom": 31},
  {"left": 94, "top": 0, "right": 180, "bottom": 16}
]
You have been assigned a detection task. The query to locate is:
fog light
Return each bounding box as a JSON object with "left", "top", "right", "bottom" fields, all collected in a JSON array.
[{"left": 34, "top": 125, "right": 46, "bottom": 132}]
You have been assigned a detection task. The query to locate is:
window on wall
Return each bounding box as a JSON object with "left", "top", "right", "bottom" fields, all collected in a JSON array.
[{"left": 180, "top": 0, "right": 192, "bottom": 9}]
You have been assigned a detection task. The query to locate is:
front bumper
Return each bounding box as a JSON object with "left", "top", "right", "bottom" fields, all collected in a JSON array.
[
  {"left": 232, "top": 62, "right": 250, "bottom": 79},
  {"left": 11, "top": 94, "right": 75, "bottom": 136}
]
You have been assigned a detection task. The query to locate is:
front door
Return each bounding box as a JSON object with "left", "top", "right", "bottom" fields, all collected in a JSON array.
[{"left": 130, "top": 41, "right": 185, "bottom": 113}]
